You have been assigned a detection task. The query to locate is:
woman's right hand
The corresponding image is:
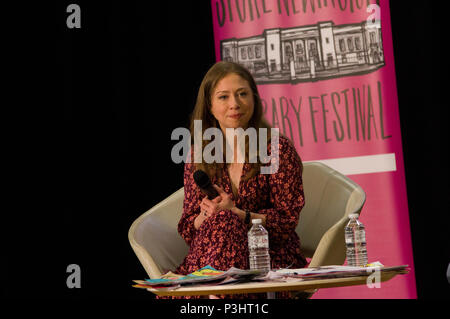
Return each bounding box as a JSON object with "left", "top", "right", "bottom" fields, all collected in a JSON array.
[
  {"left": 194, "top": 210, "right": 208, "bottom": 230},
  {"left": 194, "top": 196, "right": 221, "bottom": 230}
]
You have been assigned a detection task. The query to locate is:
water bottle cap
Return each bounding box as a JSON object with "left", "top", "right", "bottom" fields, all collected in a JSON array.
[
  {"left": 348, "top": 213, "right": 359, "bottom": 219},
  {"left": 252, "top": 218, "right": 262, "bottom": 224}
]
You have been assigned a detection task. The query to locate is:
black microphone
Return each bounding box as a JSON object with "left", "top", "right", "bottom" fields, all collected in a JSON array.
[{"left": 193, "top": 170, "right": 220, "bottom": 199}]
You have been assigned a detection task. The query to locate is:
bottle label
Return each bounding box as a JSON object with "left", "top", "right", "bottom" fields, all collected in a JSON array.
[
  {"left": 248, "top": 235, "right": 269, "bottom": 249},
  {"left": 345, "top": 230, "right": 366, "bottom": 244}
]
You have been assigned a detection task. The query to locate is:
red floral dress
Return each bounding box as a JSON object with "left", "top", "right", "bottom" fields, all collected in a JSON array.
[{"left": 171, "top": 136, "right": 306, "bottom": 298}]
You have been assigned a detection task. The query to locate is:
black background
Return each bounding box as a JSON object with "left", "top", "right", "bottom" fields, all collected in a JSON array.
[{"left": 5, "top": 1, "right": 448, "bottom": 302}]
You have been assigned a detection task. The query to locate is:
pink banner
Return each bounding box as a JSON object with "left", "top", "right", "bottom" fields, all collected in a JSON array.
[{"left": 211, "top": 0, "right": 416, "bottom": 298}]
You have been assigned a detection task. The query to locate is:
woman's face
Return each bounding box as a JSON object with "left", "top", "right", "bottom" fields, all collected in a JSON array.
[{"left": 210, "top": 73, "right": 254, "bottom": 131}]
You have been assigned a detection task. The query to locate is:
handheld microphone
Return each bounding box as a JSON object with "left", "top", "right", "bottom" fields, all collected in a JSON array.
[{"left": 193, "top": 170, "right": 220, "bottom": 199}]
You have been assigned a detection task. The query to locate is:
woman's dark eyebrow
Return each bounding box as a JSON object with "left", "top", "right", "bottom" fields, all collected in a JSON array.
[
  {"left": 215, "top": 90, "right": 230, "bottom": 95},
  {"left": 215, "top": 87, "right": 248, "bottom": 95}
]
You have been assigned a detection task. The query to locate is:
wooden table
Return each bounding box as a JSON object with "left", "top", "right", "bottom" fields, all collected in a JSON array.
[{"left": 147, "top": 269, "right": 405, "bottom": 297}]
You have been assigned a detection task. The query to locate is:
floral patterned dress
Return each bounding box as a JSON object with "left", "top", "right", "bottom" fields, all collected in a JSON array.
[{"left": 169, "top": 136, "right": 307, "bottom": 299}]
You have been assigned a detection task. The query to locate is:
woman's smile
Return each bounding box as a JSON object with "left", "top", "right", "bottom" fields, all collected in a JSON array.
[{"left": 228, "top": 113, "right": 243, "bottom": 119}]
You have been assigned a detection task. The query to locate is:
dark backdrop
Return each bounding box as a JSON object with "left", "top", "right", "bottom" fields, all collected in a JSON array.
[{"left": 6, "top": 1, "right": 448, "bottom": 300}]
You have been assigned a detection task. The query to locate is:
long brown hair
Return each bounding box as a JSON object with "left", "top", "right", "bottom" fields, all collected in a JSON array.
[{"left": 190, "top": 61, "right": 271, "bottom": 180}]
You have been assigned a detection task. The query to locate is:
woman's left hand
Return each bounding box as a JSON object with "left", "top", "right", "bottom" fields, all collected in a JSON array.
[{"left": 199, "top": 185, "right": 235, "bottom": 217}]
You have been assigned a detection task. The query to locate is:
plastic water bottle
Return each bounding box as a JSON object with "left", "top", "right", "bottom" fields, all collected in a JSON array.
[
  {"left": 345, "top": 214, "right": 368, "bottom": 267},
  {"left": 248, "top": 219, "right": 271, "bottom": 273}
]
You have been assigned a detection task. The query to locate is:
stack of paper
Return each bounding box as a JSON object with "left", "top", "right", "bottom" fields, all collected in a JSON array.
[
  {"left": 262, "top": 264, "right": 409, "bottom": 282},
  {"left": 133, "top": 265, "right": 262, "bottom": 289},
  {"left": 133, "top": 264, "right": 409, "bottom": 289}
]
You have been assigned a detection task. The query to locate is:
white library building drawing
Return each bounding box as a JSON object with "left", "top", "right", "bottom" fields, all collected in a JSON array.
[{"left": 221, "top": 20, "right": 384, "bottom": 84}]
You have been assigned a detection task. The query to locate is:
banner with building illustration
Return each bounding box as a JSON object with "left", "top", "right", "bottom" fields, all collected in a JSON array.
[{"left": 211, "top": 0, "right": 416, "bottom": 298}]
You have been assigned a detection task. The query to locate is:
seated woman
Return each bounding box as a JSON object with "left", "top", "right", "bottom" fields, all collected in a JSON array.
[{"left": 173, "top": 61, "right": 306, "bottom": 299}]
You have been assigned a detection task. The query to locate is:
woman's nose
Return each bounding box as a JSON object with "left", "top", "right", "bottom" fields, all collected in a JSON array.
[{"left": 229, "top": 94, "right": 240, "bottom": 109}]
